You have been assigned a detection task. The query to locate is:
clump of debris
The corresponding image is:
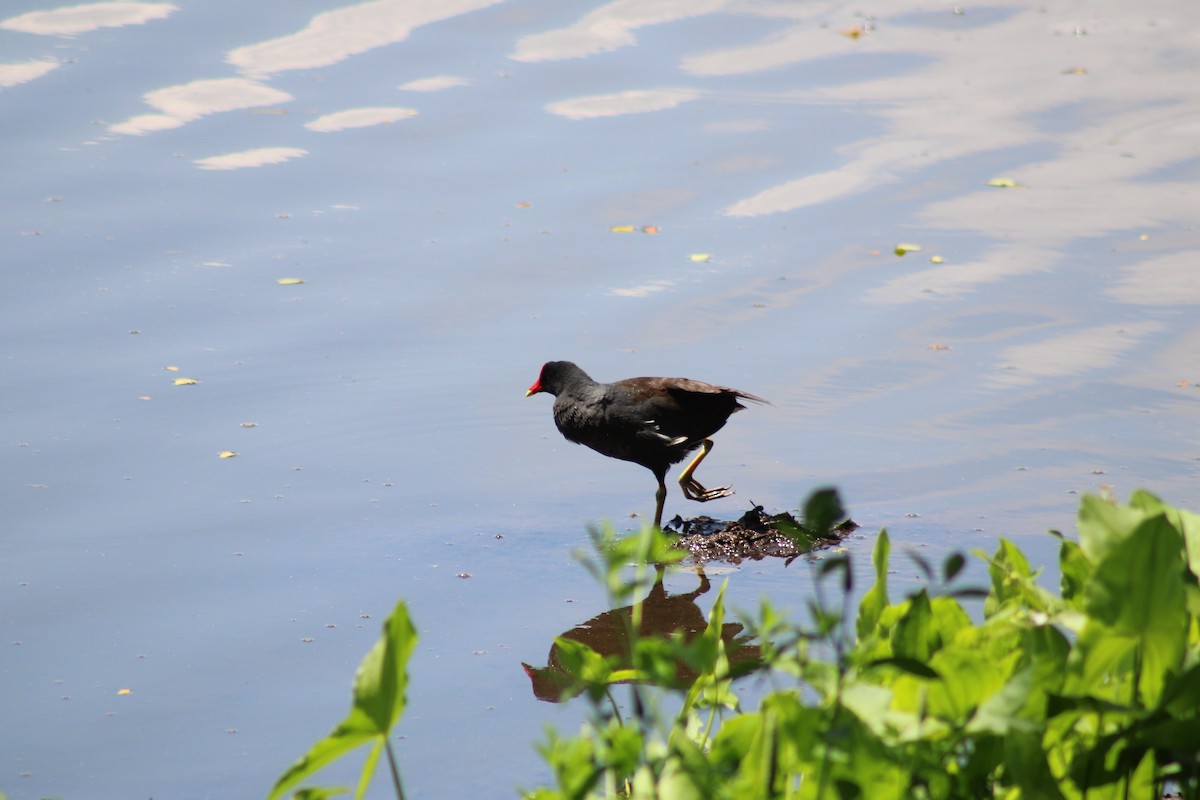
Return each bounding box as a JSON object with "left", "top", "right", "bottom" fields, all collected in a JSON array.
[{"left": 665, "top": 506, "right": 858, "bottom": 565}]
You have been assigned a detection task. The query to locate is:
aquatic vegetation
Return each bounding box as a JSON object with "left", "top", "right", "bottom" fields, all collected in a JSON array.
[{"left": 269, "top": 489, "right": 1200, "bottom": 799}]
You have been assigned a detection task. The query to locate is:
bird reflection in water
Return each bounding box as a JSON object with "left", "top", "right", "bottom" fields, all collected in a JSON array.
[{"left": 522, "top": 569, "right": 761, "bottom": 703}]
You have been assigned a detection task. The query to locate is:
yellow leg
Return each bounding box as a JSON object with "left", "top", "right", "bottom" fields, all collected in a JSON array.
[
  {"left": 654, "top": 476, "right": 667, "bottom": 528},
  {"left": 678, "top": 439, "right": 734, "bottom": 502}
]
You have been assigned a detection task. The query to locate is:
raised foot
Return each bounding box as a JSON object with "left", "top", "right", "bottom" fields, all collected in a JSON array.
[{"left": 681, "top": 478, "right": 734, "bottom": 502}]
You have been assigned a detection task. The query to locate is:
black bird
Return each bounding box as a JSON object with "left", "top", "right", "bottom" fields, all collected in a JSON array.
[{"left": 526, "top": 361, "right": 767, "bottom": 526}]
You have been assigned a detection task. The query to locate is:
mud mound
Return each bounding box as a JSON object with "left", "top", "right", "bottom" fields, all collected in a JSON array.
[{"left": 666, "top": 506, "right": 858, "bottom": 565}]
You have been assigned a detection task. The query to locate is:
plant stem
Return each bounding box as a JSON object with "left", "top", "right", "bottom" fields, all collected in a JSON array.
[{"left": 385, "top": 738, "right": 406, "bottom": 800}]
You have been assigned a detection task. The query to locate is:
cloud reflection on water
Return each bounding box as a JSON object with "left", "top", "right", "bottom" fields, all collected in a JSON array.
[
  {"left": 95, "top": 0, "right": 501, "bottom": 158},
  {"left": 0, "top": 58, "right": 59, "bottom": 88},
  {"left": 0, "top": 1, "right": 176, "bottom": 36},
  {"left": 193, "top": 146, "right": 307, "bottom": 170},
  {"left": 227, "top": 0, "right": 502, "bottom": 77},
  {"left": 990, "top": 321, "right": 1165, "bottom": 388},
  {"left": 108, "top": 78, "right": 292, "bottom": 136},
  {"left": 510, "top": 0, "right": 736, "bottom": 63},
  {"left": 546, "top": 88, "right": 702, "bottom": 120},
  {"left": 304, "top": 106, "right": 419, "bottom": 132}
]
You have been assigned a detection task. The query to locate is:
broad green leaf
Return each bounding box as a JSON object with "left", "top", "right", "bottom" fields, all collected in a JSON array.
[
  {"left": 802, "top": 487, "right": 845, "bottom": 538},
  {"left": 1020, "top": 623, "right": 1070, "bottom": 694},
  {"left": 267, "top": 601, "right": 417, "bottom": 800},
  {"left": 353, "top": 601, "right": 418, "bottom": 734},
  {"left": 268, "top": 720, "right": 376, "bottom": 800},
  {"left": 1004, "top": 729, "right": 1067, "bottom": 799},
  {"left": 1069, "top": 518, "right": 1187, "bottom": 706},
  {"left": 655, "top": 755, "right": 704, "bottom": 800},
  {"left": 856, "top": 529, "right": 890, "bottom": 639},
  {"left": 986, "top": 538, "right": 1056, "bottom": 614},
  {"left": 942, "top": 552, "right": 965, "bottom": 583},
  {"left": 1159, "top": 502, "right": 1200, "bottom": 581},
  {"left": 891, "top": 589, "right": 934, "bottom": 662},
  {"left": 1159, "top": 661, "right": 1200, "bottom": 717},
  {"left": 864, "top": 656, "right": 939, "bottom": 679},
  {"left": 1076, "top": 493, "right": 1153, "bottom": 564},
  {"left": 967, "top": 665, "right": 1041, "bottom": 736},
  {"left": 926, "top": 645, "right": 1008, "bottom": 721},
  {"left": 1058, "top": 537, "right": 1090, "bottom": 608},
  {"left": 551, "top": 636, "right": 618, "bottom": 701}
]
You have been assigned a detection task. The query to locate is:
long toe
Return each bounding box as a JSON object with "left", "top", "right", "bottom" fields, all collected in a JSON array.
[{"left": 682, "top": 478, "right": 734, "bottom": 502}]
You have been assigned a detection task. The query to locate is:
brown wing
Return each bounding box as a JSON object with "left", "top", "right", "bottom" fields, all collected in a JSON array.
[
  {"left": 612, "top": 377, "right": 766, "bottom": 446},
  {"left": 621, "top": 376, "right": 768, "bottom": 406}
]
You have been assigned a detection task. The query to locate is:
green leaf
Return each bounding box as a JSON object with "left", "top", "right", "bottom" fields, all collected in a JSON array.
[
  {"left": 354, "top": 742, "right": 383, "bottom": 800},
  {"left": 353, "top": 602, "right": 418, "bottom": 734},
  {"left": 292, "top": 788, "right": 350, "bottom": 800},
  {"left": 1058, "top": 537, "right": 1090, "bottom": 608},
  {"left": 967, "top": 665, "right": 1040, "bottom": 736},
  {"left": 656, "top": 754, "right": 705, "bottom": 800},
  {"left": 267, "top": 601, "right": 418, "bottom": 800},
  {"left": 1069, "top": 517, "right": 1187, "bottom": 706},
  {"left": 891, "top": 589, "right": 935, "bottom": 662},
  {"left": 942, "top": 552, "right": 965, "bottom": 583},
  {"left": 1076, "top": 493, "right": 1153, "bottom": 564},
  {"left": 926, "top": 645, "right": 1008, "bottom": 721},
  {"left": 802, "top": 487, "right": 845, "bottom": 537},
  {"left": 551, "top": 637, "right": 618, "bottom": 701},
  {"left": 1004, "top": 730, "right": 1068, "bottom": 799},
  {"left": 985, "top": 538, "right": 1056, "bottom": 614},
  {"left": 1159, "top": 502, "right": 1200, "bottom": 581},
  {"left": 269, "top": 731, "right": 375, "bottom": 800},
  {"left": 864, "top": 656, "right": 940, "bottom": 679},
  {"left": 856, "top": 529, "right": 890, "bottom": 639}
]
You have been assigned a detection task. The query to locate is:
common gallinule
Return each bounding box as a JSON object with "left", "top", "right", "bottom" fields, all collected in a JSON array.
[{"left": 526, "top": 361, "right": 767, "bottom": 527}]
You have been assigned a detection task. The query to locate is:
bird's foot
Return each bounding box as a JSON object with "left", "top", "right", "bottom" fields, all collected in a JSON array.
[{"left": 681, "top": 478, "right": 734, "bottom": 502}]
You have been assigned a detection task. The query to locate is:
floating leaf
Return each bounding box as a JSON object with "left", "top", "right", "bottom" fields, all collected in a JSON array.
[
  {"left": 165, "top": 365, "right": 180, "bottom": 372},
  {"left": 841, "top": 26, "right": 865, "bottom": 38},
  {"left": 987, "top": 177, "right": 1021, "bottom": 188},
  {"left": 1139, "top": 233, "right": 1149, "bottom": 241},
  {"left": 894, "top": 243, "right": 921, "bottom": 256},
  {"left": 174, "top": 377, "right": 199, "bottom": 386},
  {"left": 218, "top": 450, "right": 239, "bottom": 459},
  {"left": 277, "top": 278, "right": 305, "bottom": 285},
  {"left": 241, "top": 422, "right": 258, "bottom": 428},
  {"left": 117, "top": 688, "right": 132, "bottom": 696},
  {"left": 1060, "top": 67, "right": 1087, "bottom": 75},
  {"left": 689, "top": 253, "right": 711, "bottom": 262},
  {"left": 641, "top": 225, "right": 660, "bottom": 234},
  {"left": 609, "top": 225, "right": 636, "bottom": 233},
  {"left": 929, "top": 255, "right": 944, "bottom": 263},
  {"left": 138, "top": 396, "right": 152, "bottom": 401},
  {"left": 515, "top": 201, "right": 531, "bottom": 208},
  {"left": 928, "top": 343, "right": 950, "bottom": 350}
]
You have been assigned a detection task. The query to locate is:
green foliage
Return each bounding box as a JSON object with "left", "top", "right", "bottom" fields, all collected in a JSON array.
[
  {"left": 527, "top": 490, "right": 1200, "bottom": 799},
  {"left": 268, "top": 601, "right": 418, "bottom": 800}
]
